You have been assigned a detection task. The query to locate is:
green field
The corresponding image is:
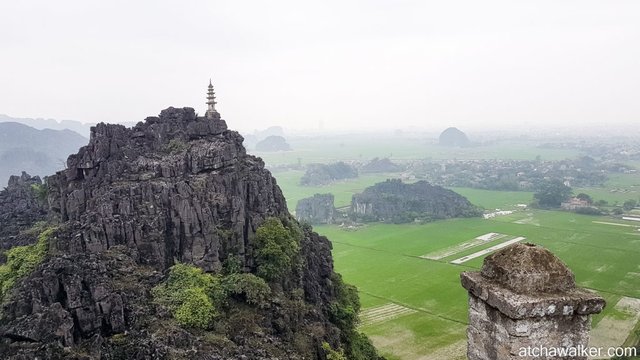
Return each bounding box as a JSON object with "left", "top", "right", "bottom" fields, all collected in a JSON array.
[
  {"left": 273, "top": 170, "right": 395, "bottom": 210},
  {"left": 575, "top": 173, "right": 640, "bottom": 205},
  {"left": 252, "top": 136, "right": 581, "bottom": 166},
  {"left": 314, "top": 205, "right": 640, "bottom": 359},
  {"left": 266, "top": 138, "right": 640, "bottom": 359},
  {"left": 274, "top": 170, "right": 535, "bottom": 213}
]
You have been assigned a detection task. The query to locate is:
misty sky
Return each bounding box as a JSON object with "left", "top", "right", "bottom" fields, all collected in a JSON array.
[{"left": 1, "top": 1, "right": 639, "bottom": 132}]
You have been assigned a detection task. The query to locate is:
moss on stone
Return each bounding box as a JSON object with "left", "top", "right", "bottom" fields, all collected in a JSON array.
[{"left": 0, "top": 225, "right": 56, "bottom": 306}]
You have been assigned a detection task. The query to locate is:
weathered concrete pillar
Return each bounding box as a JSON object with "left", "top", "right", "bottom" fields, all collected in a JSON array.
[{"left": 460, "top": 243, "right": 605, "bottom": 360}]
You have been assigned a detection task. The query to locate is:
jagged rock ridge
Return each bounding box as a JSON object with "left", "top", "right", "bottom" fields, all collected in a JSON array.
[
  {"left": 0, "top": 107, "right": 379, "bottom": 359},
  {"left": 0, "top": 172, "right": 47, "bottom": 251}
]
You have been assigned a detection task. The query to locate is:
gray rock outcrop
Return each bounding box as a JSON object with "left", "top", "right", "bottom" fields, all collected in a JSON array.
[
  {"left": 351, "top": 179, "right": 482, "bottom": 223},
  {"left": 0, "top": 172, "right": 47, "bottom": 250},
  {"left": 295, "top": 194, "right": 336, "bottom": 224},
  {"left": 0, "top": 106, "right": 379, "bottom": 359}
]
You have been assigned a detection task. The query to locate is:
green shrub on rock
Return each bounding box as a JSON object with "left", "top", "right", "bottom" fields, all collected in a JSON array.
[
  {"left": 255, "top": 217, "right": 301, "bottom": 281},
  {"left": 329, "top": 273, "right": 384, "bottom": 360},
  {"left": 221, "top": 273, "right": 271, "bottom": 307},
  {"left": 0, "top": 226, "right": 55, "bottom": 302},
  {"left": 152, "top": 263, "right": 222, "bottom": 329},
  {"left": 153, "top": 262, "right": 275, "bottom": 329},
  {"left": 174, "top": 287, "right": 217, "bottom": 329},
  {"left": 322, "top": 342, "right": 347, "bottom": 360}
]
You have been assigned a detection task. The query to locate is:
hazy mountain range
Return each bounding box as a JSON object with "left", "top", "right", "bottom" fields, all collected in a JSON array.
[
  {"left": 0, "top": 114, "right": 94, "bottom": 137},
  {"left": 0, "top": 122, "right": 87, "bottom": 184}
]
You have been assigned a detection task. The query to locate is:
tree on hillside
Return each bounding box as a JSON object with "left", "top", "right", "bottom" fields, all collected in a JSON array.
[
  {"left": 533, "top": 179, "right": 572, "bottom": 208},
  {"left": 576, "top": 193, "right": 593, "bottom": 204},
  {"left": 623, "top": 199, "right": 637, "bottom": 211}
]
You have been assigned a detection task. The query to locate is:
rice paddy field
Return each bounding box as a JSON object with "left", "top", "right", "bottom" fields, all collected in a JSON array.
[
  {"left": 262, "top": 139, "right": 640, "bottom": 359},
  {"left": 254, "top": 135, "right": 581, "bottom": 166},
  {"left": 315, "top": 205, "right": 640, "bottom": 359}
]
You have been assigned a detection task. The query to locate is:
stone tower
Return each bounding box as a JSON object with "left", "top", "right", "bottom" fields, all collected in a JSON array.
[
  {"left": 461, "top": 243, "right": 605, "bottom": 360},
  {"left": 205, "top": 79, "right": 220, "bottom": 120}
]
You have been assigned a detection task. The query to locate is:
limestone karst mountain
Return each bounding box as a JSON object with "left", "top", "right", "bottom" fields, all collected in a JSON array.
[
  {"left": 351, "top": 179, "right": 482, "bottom": 223},
  {"left": 295, "top": 194, "right": 337, "bottom": 225},
  {"left": 254, "top": 135, "right": 292, "bottom": 152},
  {"left": 0, "top": 107, "right": 381, "bottom": 359},
  {"left": 438, "top": 127, "right": 470, "bottom": 147},
  {"left": 360, "top": 158, "right": 403, "bottom": 173}
]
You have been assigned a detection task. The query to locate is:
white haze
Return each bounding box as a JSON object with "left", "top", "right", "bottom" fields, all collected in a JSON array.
[{"left": 1, "top": 0, "right": 639, "bottom": 134}]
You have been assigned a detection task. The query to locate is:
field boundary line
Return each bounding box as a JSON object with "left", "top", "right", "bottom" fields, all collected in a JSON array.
[
  {"left": 593, "top": 221, "right": 634, "bottom": 227},
  {"left": 419, "top": 232, "right": 507, "bottom": 260},
  {"left": 450, "top": 237, "right": 526, "bottom": 264},
  {"left": 331, "top": 240, "right": 480, "bottom": 269},
  {"left": 359, "top": 291, "right": 469, "bottom": 326},
  {"left": 360, "top": 303, "right": 418, "bottom": 326}
]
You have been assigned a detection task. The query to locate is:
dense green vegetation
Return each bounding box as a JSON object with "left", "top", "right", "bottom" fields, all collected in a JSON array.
[
  {"left": 532, "top": 179, "right": 573, "bottom": 208},
  {"left": 221, "top": 273, "right": 271, "bottom": 307},
  {"left": 152, "top": 219, "right": 383, "bottom": 359},
  {"left": 329, "top": 273, "right": 383, "bottom": 360},
  {"left": 254, "top": 217, "right": 301, "bottom": 281},
  {"left": 152, "top": 263, "right": 221, "bottom": 329},
  {"left": 0, "top": 225, "right": 55, "bottom": 304},
  {"left": 30, "top": 183, "right": 48, "bottom": 202},
  {"left": 152, "top": 262, "right": 272, "bottom": 329}
]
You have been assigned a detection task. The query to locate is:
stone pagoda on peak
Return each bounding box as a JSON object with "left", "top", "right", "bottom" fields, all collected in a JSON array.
[{"left": 205, "top": 79, "right": 220, "bottom": 120}]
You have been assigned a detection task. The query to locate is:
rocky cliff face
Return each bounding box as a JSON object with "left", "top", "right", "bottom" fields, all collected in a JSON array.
[
  {"left": 295, "top": 194, "right": 337, "bottom": 225},
  {"left": 0, "top": 172, "right": 47, "bottom": 250},
  {"left": 0, "top": 107, "right": 378, "bottom": 359}
]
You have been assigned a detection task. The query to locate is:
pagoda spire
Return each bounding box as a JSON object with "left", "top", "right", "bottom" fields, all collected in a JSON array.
[{"left": 205, "top": 79, "right": 220, "bottom": 119}]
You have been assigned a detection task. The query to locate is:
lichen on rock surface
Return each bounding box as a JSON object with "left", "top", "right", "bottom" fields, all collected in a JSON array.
[{"left": 0, "top": 107, "right": 383, "bottom": 359}]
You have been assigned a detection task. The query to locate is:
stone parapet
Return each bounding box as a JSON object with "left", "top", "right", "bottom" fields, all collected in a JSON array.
[{"left": 461, "top": 243, "right": 605, "bottom": 360}]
